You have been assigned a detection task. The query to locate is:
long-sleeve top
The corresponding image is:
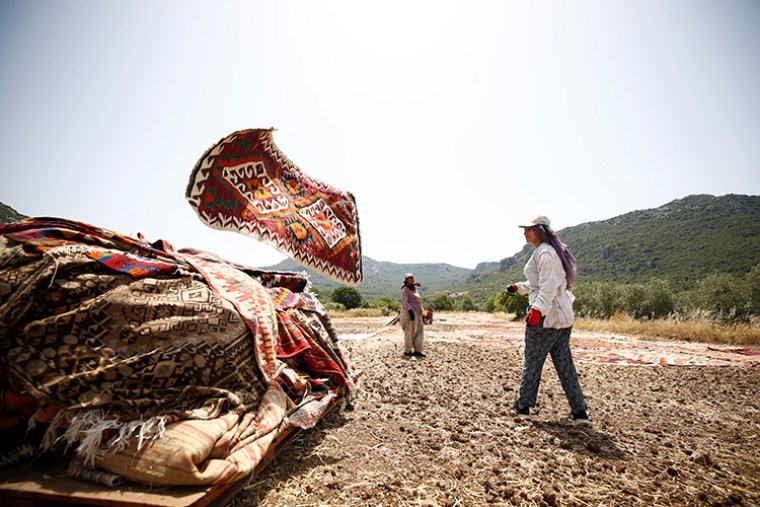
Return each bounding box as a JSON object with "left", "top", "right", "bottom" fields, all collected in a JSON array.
[
  {"left": 401, "top": 285, "right": 423, "bottom": 314},
  {"left": 515, "top": 242, "right": 575, "bottom": 329}
]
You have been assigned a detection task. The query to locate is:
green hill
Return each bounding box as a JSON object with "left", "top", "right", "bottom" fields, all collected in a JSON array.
[
  {"left": 4, "top": 194, "right": 758, "bottom": 306},
  {"left": 266, "top": 194, "right": 760, "bottom": 304},
  {"left": 264, "top": 256, "right": 470, "bottom": 302},
  {"left": 461, "top": 194, "right": 760, "bottom": 303}
]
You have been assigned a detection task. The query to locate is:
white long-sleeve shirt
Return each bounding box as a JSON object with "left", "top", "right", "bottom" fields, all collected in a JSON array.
[{"left": 515, "top": 242, "right": 575, "bottom": 329}]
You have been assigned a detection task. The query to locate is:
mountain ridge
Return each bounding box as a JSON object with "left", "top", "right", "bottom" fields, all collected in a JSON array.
[
  {"left": 264, "top": 256, "right": 471, "bottom": 301},
  {"left": 460, "top": 193, "right": 760, "bottom": 303},
  {"left": 266, "top": 193, "right": 760, "bottom": 303},
  {"left": 3, "top": 194, "right": 758, "bottom": 305}
]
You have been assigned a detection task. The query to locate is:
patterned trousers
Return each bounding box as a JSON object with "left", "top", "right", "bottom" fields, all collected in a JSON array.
[{"left": 517, "top": 322, "right": 587, "bottom": 414}]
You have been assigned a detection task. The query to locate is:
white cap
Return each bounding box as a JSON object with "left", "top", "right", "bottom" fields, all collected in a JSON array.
[
  {"left": 518, "top": 215, "right": 551, "bottom": 228},
  {"left": 404, "top": 272, "right": 414, "bottom": 279}
]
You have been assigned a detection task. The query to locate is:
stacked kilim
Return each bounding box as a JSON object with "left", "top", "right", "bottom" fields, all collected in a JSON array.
[
  {"left": 0, "top": 218, "right": 356, "bottom": 486},
  {"left": 186, "top": 129, "right": 363, "bottom": 285}
]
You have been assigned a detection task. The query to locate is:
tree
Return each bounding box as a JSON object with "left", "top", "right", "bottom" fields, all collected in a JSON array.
[
  {"left": 747, "top": 264, "right": 760, "bottom": 317},
  {"left": 495, "top": 289, "right": 528, "bottom": 317},
  {"left": 373, "top": 295, "right": 400, "bottom": 312},
  {"left": 460, "top": 294, "right": 478, "bottom": 312},
  {"left": 574, "top": 282, "right": 622, "bottom": 319},
  {"left": 332, "top": 286, "right": 362, "bottom": 310},
  {"left": 428, "top": 293, "right": 455, "bottom": 311},
  {"left": 689, "top": 272, "right": 749, "bottom": 322}
]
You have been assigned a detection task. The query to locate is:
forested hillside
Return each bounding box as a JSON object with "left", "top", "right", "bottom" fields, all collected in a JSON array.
[
  {"left": 3, "top": 194, "right": 758, "bottom": 308},
  {"left": 265, "top": 256, "right": 470, "bottom": 302},
  {"left": 462, "top": 194, "right": 760, "bottom": 303}
]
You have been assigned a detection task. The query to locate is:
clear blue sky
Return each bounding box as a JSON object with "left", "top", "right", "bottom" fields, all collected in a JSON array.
[{"left": 2, "top": 0, "right": 758, "bottom": 270}]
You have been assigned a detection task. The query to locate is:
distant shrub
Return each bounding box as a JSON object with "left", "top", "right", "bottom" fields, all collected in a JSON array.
[
  {"left": 485, "top": 288, "right": 526, "bottom": 317},
  {"left": 492, "top": 289, "right": 528, "bottom": 317},
  {"left": 460, "top": 294, "right": 478, "bottom": 312},
  {"left": 575, "top": 282, "right": 622, "bottom": 319},
  {"left": 323, "top": 301, "right": 346, "bottom": 312},
  {"left": 618, "top": 279, "right": 675, "bottom": 319},
  {"left": 370, "top": 295, "right": 400, "bottom": 312},
  {"left": 332, "top": 287, "right": 363, "bottom": 310},
  {"left": 362, "top": 295, "right": 399, "bottom": 316},
  {"left": 574, "top": 268, "right": 760, "bottom": 324},
  {"left": 686, "top": 272, "right": 751, "bottom": 323},
  {"left": 644, "top": 279, "right": 677, "bottom": 319},
  {"left": 746, "top": 264, "right": 760, "bottom": 317},
  {"left": 428, "top": 293, "right": 455, "bottom": 311}
]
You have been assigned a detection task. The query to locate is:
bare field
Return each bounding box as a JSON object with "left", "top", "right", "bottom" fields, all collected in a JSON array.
[{"left": 234, "top": 312, "right": 760, "bottom": 506}]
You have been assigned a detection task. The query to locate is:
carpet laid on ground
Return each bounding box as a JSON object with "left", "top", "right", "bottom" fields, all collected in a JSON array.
[{"left": 570, "top": 337, "right": 760, "bottom": 367}]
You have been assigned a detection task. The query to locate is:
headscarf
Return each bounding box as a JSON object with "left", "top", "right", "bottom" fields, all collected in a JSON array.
[
  {"left": 402, "top": 279, "right": 420, "bottom": 291},
  {"left": 532, "top": 224, "right": 577, "bottom": 288}
]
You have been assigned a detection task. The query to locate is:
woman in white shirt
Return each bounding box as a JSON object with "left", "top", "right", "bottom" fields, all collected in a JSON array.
[{"left": 506, "top": 215, "right": 589, "bottom": 425}]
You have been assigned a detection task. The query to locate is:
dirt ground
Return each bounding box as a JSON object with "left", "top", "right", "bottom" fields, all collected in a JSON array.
[{"left": 233, "top": 312, "right": 760, "bottom": 506}]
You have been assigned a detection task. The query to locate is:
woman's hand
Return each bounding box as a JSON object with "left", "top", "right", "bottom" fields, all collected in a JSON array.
[{"left": 526, "top": 308, "right": 542, "bottom": 327}]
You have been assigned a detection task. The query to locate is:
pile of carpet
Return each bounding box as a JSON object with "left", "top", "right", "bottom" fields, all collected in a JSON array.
[
  {"left": 0, "top": 128, "right": 363, "bottom": 487},
  {"left": 0, "top": 217, "right": 357, "bottom": 485}
]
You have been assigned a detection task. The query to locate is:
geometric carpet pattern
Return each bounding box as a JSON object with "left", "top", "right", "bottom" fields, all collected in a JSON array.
[{"left": 186, "top": 129, "right": 363, "bottom": 285}]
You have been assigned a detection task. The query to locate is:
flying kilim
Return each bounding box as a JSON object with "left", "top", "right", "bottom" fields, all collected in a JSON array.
[{"left": 186, "top": 129, "right": 363, "bottom": 285}]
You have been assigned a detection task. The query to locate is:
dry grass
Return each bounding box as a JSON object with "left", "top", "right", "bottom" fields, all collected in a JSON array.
[
  {"left": 329, "top": 308, "right": 391, "bottom": 319},
  {"left": 574, "top": 312, "right": 760, "bottom": 346},
  {"left": 329, "top": 308, "right": 760, "bottom": 346}
]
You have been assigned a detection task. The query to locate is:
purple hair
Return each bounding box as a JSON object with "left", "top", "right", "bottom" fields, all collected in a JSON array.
[{"left": 532, "top": 224, "right": 577, "bottom": 288}]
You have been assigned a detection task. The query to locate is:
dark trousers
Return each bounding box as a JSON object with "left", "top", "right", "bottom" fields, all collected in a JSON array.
[{"left": 517, "top": 322, "right": 587, "bottom": 414}]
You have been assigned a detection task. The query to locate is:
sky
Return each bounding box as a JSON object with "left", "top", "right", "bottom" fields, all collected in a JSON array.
[{"left": 1, "top": 0, "right": 759, "bottom": 271}]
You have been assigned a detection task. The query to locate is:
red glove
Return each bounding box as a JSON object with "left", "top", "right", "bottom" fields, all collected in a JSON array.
[
  {"left": 505, "top": 284, "right": 518, "bottom": 296},
  {"left": 526, "top": 308, "right": 542, "bottom": 327}
]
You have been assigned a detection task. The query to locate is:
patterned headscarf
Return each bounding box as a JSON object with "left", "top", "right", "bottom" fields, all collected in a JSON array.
[{"left": 532, "top": 224, "right": 577, "bottom": 288}]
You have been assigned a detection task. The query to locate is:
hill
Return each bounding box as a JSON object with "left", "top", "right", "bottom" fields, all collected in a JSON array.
[
  {"left": 462, "top": 194, "right": 760, "bottom": 302},
  {"left": 0, "top": 203, "right": 27, "bottom": 224},
  {"left": 3, "top": 194, "right": 758, "bottom": 304},
  {"left": 264, "top": 194, "right": 760, "bottom": 303},
  {"left": 264, "top": 256, "right": 470, "bottom": 301}
]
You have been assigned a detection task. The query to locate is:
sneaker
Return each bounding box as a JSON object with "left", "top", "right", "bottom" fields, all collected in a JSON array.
[
  {"left": 511, "top": 402, "right": 531, "bottom": 421},
  {"left": 413, "top": 351, "right": 427, "bottom": 358},
  {"left": 570, "top": 410, "right": 591, "bottom": 426},
  {"left": 403, "top": 351, "right": 414, "bottom": 358}
]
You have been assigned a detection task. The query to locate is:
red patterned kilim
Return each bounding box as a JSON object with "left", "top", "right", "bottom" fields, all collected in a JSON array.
[
  {"left": 275, "top": 310, "right": 313, "bottom": 359},
  {"left": 172, "top": 251, "right": 282, "bottom": 383},
  {"left": 186, "top": 129, "right": 363, "bottom": 285}
]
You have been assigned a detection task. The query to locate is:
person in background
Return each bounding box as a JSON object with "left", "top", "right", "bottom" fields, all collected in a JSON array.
[
  {"left": 506, "top": 215, "right": 590, "bottom": 425},
  {"left": 422, "top": 307, "right": 434, "bottom": 325},
  {"left": 400, "top": 273, "right": 426, "bottom": 358}
]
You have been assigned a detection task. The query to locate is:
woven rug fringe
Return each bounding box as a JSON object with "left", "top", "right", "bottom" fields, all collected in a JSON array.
[{"left": 43, "top": 410, "right": 167, "bottom": 467}]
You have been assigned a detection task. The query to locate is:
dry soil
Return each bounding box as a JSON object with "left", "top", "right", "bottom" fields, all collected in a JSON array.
[{"left": 232, "top": 312, "right": 760, "bottom": 506}]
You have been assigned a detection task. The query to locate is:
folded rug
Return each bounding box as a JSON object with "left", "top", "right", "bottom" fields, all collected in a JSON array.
[{"left": 0, "top": 218, "right": 356, "bottom": 485}]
